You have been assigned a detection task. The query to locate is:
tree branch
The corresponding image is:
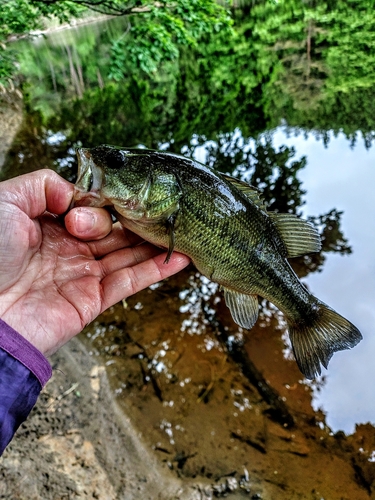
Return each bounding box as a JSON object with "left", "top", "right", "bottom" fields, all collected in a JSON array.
[{"left": 33, "top": 0, "right": 156, "bottom": 16}]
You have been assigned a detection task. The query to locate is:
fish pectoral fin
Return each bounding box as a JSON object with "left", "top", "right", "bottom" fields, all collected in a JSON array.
[
  {"left": 164, "top": 213, "right": 177, "bottom": 264},
  {"left": 223, "top": 289, "right": 259, "bottom": 330},
  {"left": 269, "top": 213, "right": 321, "bottom": 258}
]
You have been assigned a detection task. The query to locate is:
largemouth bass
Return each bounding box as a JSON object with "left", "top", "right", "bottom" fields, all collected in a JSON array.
[{"left": 72, "top": 145, "right": 362, "bottom": 379}]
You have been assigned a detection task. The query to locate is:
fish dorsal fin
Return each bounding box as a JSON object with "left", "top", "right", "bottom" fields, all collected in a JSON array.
[
  {"left": 221, "top": 174, "right": 267, "bottom": 212},
  {"left": 269, "top": 213, "right": 321, "bottom": 258},
  {"left": 223, "top": 288, "right": 259, "bottom": 330}
]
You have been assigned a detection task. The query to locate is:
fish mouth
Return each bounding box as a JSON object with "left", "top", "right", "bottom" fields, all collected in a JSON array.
[{"left": 70, "top": 148, "right": 104, "bottom": 209}]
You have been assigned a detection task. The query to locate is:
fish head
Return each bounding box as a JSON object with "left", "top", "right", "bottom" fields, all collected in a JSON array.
[{"left": 72, "top": 145, "right": 181, "bottom": 222}]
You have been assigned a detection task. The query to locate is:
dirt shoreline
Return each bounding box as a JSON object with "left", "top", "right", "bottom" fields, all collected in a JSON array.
[{"left": 0, "top": 338, "right": 251, "bottom": 500}]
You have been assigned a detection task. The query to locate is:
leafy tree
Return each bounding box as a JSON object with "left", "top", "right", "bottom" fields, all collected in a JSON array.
[
  {"left": 246, "top": 0, "right": 375, "bottom": 142},
  {"left": 9, "top": 0, "right": 375, "bottom": 144},
  {"left": 108, "top": 0, "right": 233, "bottom": 77},
  {"left": 0, "top": 0, "right": 233, "bottom": 85}
]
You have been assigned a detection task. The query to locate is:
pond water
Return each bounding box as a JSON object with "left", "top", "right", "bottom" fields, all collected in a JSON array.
[{"left": 1, "top": 6, "right": 375, "bottom": 498}]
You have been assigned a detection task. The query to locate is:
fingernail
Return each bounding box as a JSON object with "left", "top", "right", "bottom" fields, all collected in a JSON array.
[{"left": 74, "top": 209, "right": 95, "bottom": 234}]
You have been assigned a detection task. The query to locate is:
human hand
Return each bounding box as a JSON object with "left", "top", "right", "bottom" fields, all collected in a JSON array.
[{"left": 0, "top": 170, "right": 190, "bottom": 356}]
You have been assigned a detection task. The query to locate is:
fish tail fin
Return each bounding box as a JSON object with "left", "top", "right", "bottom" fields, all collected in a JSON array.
[{"left": 287, "top": 301, "right": 362, "bottom": 379}]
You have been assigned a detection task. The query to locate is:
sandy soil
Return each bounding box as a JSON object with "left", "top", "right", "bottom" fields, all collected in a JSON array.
[{"left": 0, "top": 339, "right": 212, "bottom": 500}]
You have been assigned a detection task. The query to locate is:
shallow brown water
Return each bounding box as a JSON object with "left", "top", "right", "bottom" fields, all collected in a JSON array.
[{"left": 80, "top": 267, "right": 375, "bottom": 499}]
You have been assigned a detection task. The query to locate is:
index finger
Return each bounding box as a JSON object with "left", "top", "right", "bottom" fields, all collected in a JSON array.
[
  {"left": 0, "top": 170, "right": 73, "bottom": 218},
  {"left": 86, "top": 225, "right": 145, "bottom": 257},
  {"left": 100, "top": 252, "right": 191, "bottom": 309}
]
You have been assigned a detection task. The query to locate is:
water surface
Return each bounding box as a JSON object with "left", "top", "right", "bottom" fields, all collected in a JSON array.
[{"left": 2, "top": 6, "right": 375, "bottom": 496}]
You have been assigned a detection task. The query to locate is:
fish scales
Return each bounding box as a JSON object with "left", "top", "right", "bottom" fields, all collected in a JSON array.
[
  {"left": 171, "top": 167, "right": 311, "bottom": 317},
  {"left": 72, "top": 145, "right": 362, "bottom": 379}
]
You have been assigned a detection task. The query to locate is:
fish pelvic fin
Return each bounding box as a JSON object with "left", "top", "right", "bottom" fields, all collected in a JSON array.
[
  {"left": 288, "top": 302, "right": 362, "bottom": 379},
  {"left": 223, "top": 288, "right": 259, "bottom": 330}
]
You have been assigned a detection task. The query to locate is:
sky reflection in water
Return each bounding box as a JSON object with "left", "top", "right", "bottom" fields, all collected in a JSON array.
[{"left": 272, "top": 129, "right": 375, "bottom": 434}]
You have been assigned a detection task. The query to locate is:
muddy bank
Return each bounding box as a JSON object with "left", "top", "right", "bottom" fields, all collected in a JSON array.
[
  {"left": 0, "top": 93, "right": 23, "bottom": 172},
  {"left": 0, "top": 339, "right": 211, "bottom": 499}
]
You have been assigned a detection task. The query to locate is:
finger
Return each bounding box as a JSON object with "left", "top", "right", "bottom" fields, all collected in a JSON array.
[
  {"left": 98, "top": 242, "right": 163, "bottom": 276},
  {"left": 0, "top": 170, "right": 73, "bottom": 218},
  {"left": 87, "top": 225, "right": 145, "bottom": 257},
  {"left": 65, "top": 207, "right": 113, "bottom": 241},
  {"left": 100, "top": 252, "right": 190, "bottom": 310}
]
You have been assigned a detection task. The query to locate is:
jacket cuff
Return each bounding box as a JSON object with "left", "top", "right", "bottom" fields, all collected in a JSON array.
[{"left": 0, "top": 319, "right": 52, "bottom": 387}]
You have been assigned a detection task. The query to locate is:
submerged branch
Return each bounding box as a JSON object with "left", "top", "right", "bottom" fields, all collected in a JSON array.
[
  {"left": 207, "top": 311, "right": 295, "bottom": 428},
  {"left": 226, "top": 342, "right": 295, "bottom": 428}
]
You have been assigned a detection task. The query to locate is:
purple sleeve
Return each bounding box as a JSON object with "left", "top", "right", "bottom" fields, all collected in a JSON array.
[{"left": 0, "top": 319, "right": 52, "bottom": 455}]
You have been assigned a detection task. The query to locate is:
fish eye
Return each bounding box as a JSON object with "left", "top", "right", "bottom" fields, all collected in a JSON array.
[{"left": 106, "top": 148, "right": 126, "bottom": 170}]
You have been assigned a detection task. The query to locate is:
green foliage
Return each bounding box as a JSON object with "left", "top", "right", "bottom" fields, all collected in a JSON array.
[
  {"left": 1, "top": 0, "right": 232, "bottom": 84},
  {"left": 246, "top": 0, "right": 375, "bottom": 140},
  {"left": 1, "top": 0, "right": 83, "bottom": 39},
  {"left": 0, "top": 0, "right": 84, "bottom": 84},
  {"left": 320, "top": 2, "right": 375, "bottom": 93},
  {"left": 2, "top": 0, "right": 40, "bottom": 38},
  {"left": 10, "top": 0, "right": 375, "bottom": 147},
  {"left": 109, "top": 25, "right": 180, "bottom": 77},
  {"left": 0, "top": 48, "right": 15, "bottom": 83},
  {"left": 5, "top": 0, "right": 375, "bottom": 144},
  {"left": 109, "top": 0, "right": 233, "bottom": 78}
]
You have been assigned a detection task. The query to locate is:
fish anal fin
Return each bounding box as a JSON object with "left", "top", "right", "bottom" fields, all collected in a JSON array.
[
  {"left": 221, "top": 174, "right": 268, "bottom": 212},
  {"left": 270, "top": 213, "right": 321, "bottom": 258},
  {"left": 223, "top": 288, "right": 259, "bottom": 330}
]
